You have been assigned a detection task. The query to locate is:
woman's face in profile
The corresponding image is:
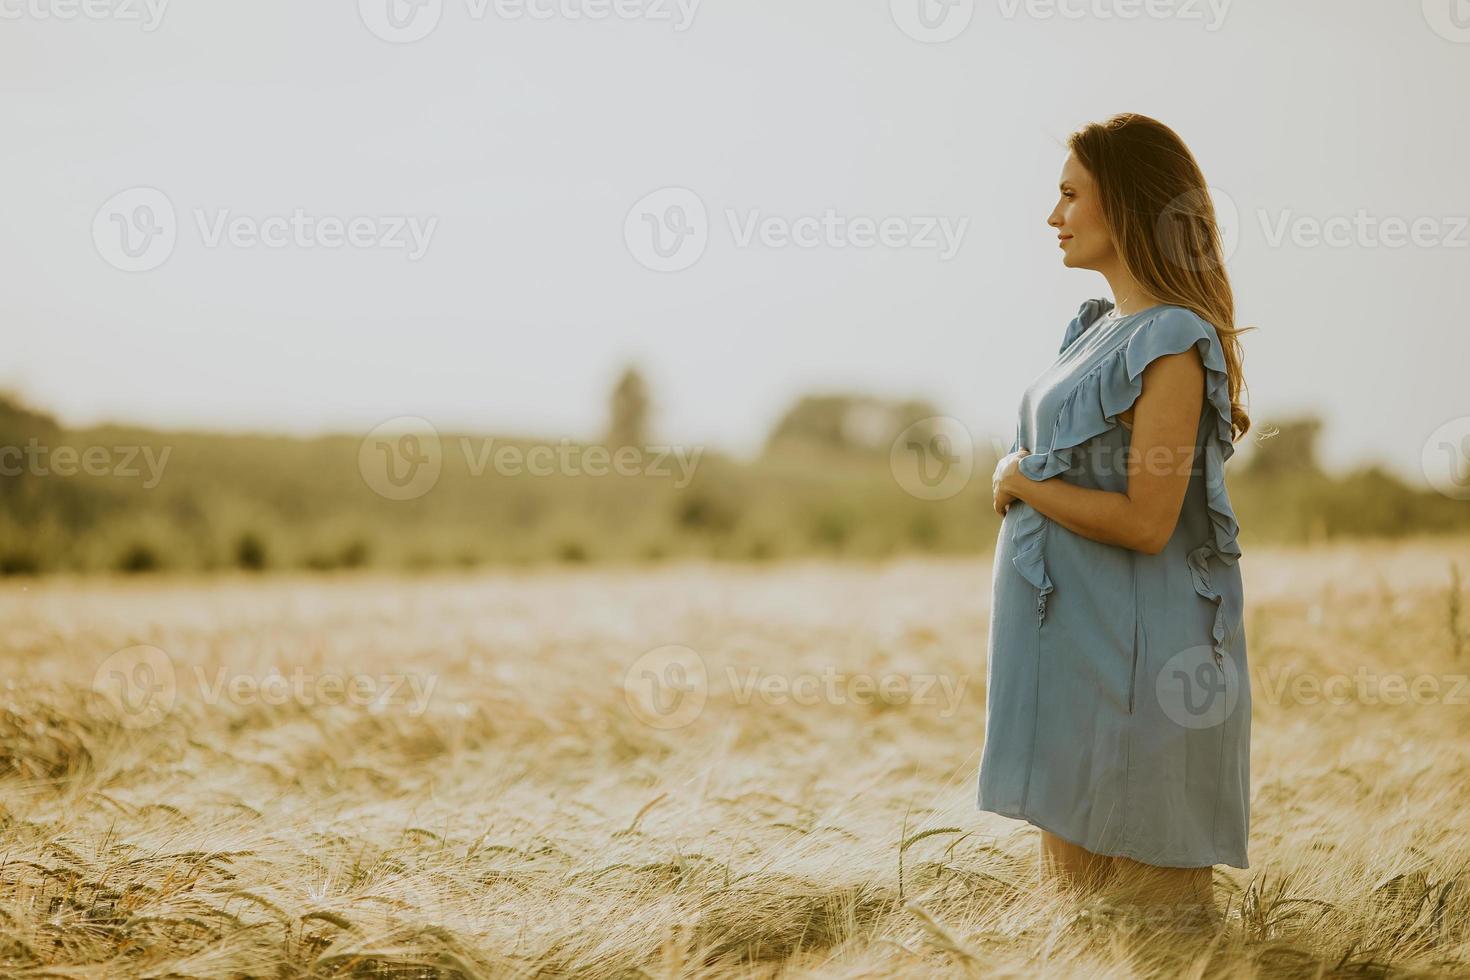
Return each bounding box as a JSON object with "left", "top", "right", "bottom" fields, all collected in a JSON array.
[{"left": 1048, "top": 153, "right": 1113, "bottom": 271}]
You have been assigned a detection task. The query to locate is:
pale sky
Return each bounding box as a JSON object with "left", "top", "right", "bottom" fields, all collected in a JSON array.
[{"left": 3, "top": 0, "right": 1467, "bottom": 486}]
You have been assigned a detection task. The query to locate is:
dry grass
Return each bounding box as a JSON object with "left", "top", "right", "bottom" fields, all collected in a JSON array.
[{"left": 2, "top": 537, "right": 1469, "bottom": 977}]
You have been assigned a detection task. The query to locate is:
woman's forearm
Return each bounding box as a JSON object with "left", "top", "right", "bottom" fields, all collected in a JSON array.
[{"left": 1004, "top": 473, "right": 1160, "bottom": 554}]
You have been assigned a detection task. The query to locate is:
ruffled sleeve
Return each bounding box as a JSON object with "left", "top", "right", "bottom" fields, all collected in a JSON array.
[
  {"left": 1008, "top": 306, "right": 1243, "bottom": 667},
  {"left": 1057, "top": 297, "right": 1114, "bottom": 354}
]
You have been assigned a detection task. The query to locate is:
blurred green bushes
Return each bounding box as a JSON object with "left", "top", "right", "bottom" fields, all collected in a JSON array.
[{"left": 0, "top": 395, "right": 1463, "bottom": 576}]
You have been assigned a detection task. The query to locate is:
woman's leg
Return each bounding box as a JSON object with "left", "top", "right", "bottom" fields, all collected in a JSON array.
[
  {"left": 1038, "top": 833, "right": 1220, "bottom": 931},
  {"left": 1039, "top": 830, "right": 1116, "bottom": 893},
  {"left": 1107, "top": 854, "right": 1218, "bottom": 930}
]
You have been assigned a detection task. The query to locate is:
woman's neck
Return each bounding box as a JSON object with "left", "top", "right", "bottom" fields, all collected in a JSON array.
[{"left": 1101, "top": 269, "right": 1160, "bottom": 315}]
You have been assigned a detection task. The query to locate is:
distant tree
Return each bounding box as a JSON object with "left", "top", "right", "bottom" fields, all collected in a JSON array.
[
  {"left": 763, "top": 393, "right": 942, "bottom": 456},
  {"left": 606, "top": 366, "right": 650, "bottom": 449},
  {"left": 1241, "top": 416, "right": 1324, "bottom": 478},
  {"left": 0, "top": 391, "right": 60, "bottom": 507},
  {"left": 0, "top": 392, "right": 59, "bottom": 436},
  {"left": 235, "top": 532, "right": 268, "bottom": 571}
]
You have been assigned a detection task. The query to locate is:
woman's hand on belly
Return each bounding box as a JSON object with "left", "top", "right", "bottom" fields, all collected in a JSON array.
[{"left": 993, "top": 448, "right": 1031, "bottom": 516}]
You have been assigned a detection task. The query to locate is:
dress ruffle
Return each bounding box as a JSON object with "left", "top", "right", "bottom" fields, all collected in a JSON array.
[
  {"left": 1057, "top": 297, "right": 1112, "bottom": 355},
  {"left": 1009, "top": 300, "right": 1242, "bottom": 666}
]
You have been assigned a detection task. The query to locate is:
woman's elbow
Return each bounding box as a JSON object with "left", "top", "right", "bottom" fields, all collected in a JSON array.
[
  {"left": 1130, "top": 517, "right": 1177, "bottom": 555},
  {"left": 1134, "top": 534, "right": 1169, "bottom": 556}
]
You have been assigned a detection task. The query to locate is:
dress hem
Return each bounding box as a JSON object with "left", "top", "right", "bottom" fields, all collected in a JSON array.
[{"left": 975, "top": 800, "right": 1249, "bottom": 871}]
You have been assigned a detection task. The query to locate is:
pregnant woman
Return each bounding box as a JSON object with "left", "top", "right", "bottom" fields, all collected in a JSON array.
[{"left": 977, "top": 113, "right": 1253, "bottom": 920}]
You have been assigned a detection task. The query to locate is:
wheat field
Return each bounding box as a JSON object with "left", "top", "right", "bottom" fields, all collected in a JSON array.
[{"left": 2, "top": 537, "right": 1469, "bottom": 978}]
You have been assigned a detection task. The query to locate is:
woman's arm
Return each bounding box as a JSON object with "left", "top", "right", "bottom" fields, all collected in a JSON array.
[{"left": 996, "top": 349, "right": 1205, "bottom": 554}]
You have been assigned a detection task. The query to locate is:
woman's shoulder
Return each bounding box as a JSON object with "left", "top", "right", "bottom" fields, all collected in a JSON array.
[
  {"left": 1060, "top": 298, "right": 1223, "bottom": 363},
  {"left": 1135, "top": 303, "right": 1216, "bottom": 333},
  {"left": 1116, "top": 307, "right": 1238, "bottom": 477},
  {"left": 1123, "top": 304, "right": 1228, "bottom": 382}
]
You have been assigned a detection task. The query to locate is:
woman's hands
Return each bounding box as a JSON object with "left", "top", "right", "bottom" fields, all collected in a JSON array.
[{"left": 993, "top": 448, "right": 1031, "bottom": 517}]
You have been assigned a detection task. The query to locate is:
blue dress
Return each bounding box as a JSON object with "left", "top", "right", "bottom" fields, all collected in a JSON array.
[{"left": 976, "top": 298, "right": 1251, "bottom": 869}]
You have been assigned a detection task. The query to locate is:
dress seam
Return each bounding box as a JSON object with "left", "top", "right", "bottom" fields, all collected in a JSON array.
[
  {"left": 1209, "top": 651, "right": 1230, "bottom": 856},
  {"left": 1019, "top": 577, "right": 1044, "bottom": 813},
  {"left": 1120, "top": 551, "right": 1138, "bottom": 857}
]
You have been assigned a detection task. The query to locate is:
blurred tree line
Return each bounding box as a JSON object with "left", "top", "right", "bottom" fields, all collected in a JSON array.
[{"left": 0, "top": 374, "right": 1464, "bottom": 576}]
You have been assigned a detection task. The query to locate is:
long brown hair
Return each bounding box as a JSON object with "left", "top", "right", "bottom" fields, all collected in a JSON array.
[{"left": 1068, "top": 113, "right": 1252, "bottom": 442}]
